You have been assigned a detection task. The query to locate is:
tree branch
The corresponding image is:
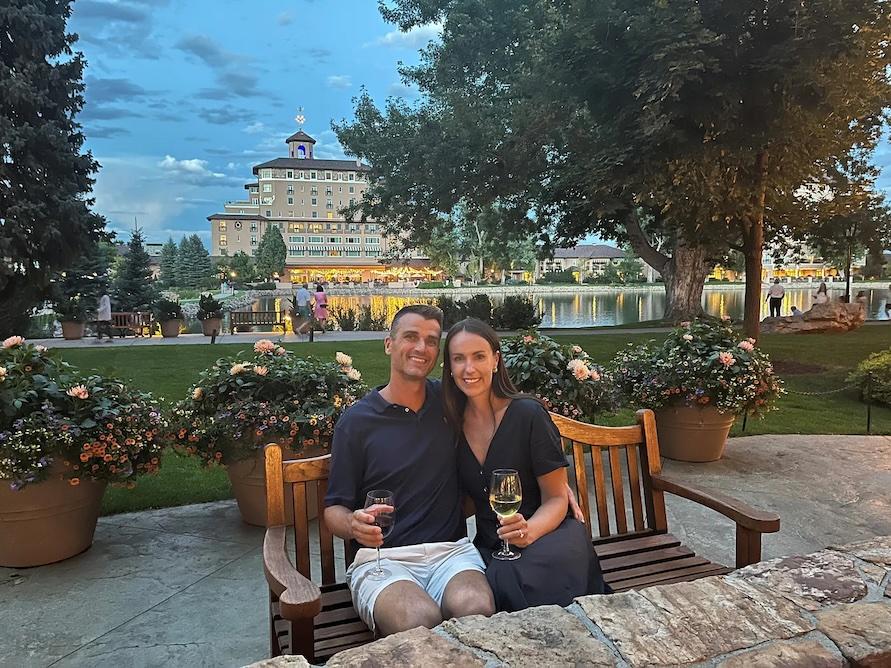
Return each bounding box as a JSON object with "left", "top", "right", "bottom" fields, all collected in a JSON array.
[{"left": 624, "top": 211, "right": 669, "bottom": 272}]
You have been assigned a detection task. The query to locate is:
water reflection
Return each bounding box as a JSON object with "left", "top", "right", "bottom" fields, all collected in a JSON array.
[{"left": 229, "top": 286, "right": 889, "bottom": 331}]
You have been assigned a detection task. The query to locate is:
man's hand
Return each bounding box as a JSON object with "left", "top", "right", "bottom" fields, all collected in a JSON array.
[{"left": 350, "top": 504, "right": 393, "bottom": 548}]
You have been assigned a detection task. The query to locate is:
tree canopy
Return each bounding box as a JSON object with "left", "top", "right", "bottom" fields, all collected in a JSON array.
[
  {"left": 112, "top": 227, "right": 157, "bottom": 311},
  {"left": 0, "top": 0, "right": 105, "bottom": 335},
  {"left": 254, "top": 226, "right": 287, "bottom": 280}
]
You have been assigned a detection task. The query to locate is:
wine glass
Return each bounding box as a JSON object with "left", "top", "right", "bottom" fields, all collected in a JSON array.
[
  {"left": 364, "top": 489, "right": 395, "bottom": 580},
  {"left": 489, "top": 469, "right": 522, "bottom": 561}
]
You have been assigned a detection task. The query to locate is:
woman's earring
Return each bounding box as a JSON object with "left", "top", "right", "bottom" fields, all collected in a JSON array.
[{"left": 493, "top": 368, "right": 498, "bottom": 374}]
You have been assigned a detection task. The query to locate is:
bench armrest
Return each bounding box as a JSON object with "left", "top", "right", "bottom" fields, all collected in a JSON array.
[
  {"left": 651, "top": 473, "right": 780, "bottom": 533},
  {"left": 263, "top": 525, "right": 322, "bottom": 620}
]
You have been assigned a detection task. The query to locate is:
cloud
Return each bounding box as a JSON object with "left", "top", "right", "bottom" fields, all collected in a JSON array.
[
  {"left": 244, "top": 122, "right": 266, "bottom": 134},
  {"left": 368, "top": 22, "right": 443, "bottom": 48},
  {"left": 308, "top": 47, "right": 331, "bottom": 62},
  {"left": 71, "top": 1, "right": 163, "bottom": 59},
  {"left": 311, "top": 130, "right": 349, "bottom": 160},
  {"left": 85, "top": 77, "right": 154, "bottom": 104},
  {"left": 80, "top": 106, "right": 142, "bottom": 121},
  {"left": 84, "top": 125, "right": 130, "bottom": 139},
  {"left": 326, "top": 75, "right": 352, "bottom": 89},
  {"left": 197, "top": 106, "right": 255, "bottom": 126},
  {"left": 388, "top": 81, "right": 419, "bottom": 98},
  {"left": 175, "top": 196, "right": 218, "bottom": 204},
  {"left": 175, "top": 35, "right": 243, "bottom": 69},
  {"left": 277, "top": 11, "right": 294, "bottom": 26},
  {"left": 72, "top": 0, "right": 147, "bottom": 23}
]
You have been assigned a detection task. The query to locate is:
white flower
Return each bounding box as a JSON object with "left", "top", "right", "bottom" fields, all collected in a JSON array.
[
  {"left": 2, "top": 336, "right": 24, "bottom": 349},
  {"left": 254, "top": 365, "right": 269, "bottom": 376},
  {"left": 682, "top": 334, "right": 693, "bottom": 341},
  {"left": 67, "top": 385, "right": 89, "bottom": 399},
  {"left": 336, "top": 352, "right": 353, "bottom": 367},
  {"left": 571, "top": 345, "right": 583, "bottom": 355},
  {"left": 35, "top": 345, "right": 47, "bottom": 353},
  {"left": 0, "top": 366, "right": 6, "bottom": 381},
  {"left": 192, "top": 387, "right": 204, "bottom": 400},
  {"left": 346, "top": 367, "right": 362, "bottom": 381},
  {"left": 738, "top": 340, "right": 754, "bottom": 352}
]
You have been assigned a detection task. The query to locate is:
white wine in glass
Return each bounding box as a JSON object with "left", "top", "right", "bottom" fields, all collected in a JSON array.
[
  {"left": 489, "top": 469, "right": 522, "bottom": 561},
  {"left": 364, "top": 490, "right": 394, "bottom": 580}
]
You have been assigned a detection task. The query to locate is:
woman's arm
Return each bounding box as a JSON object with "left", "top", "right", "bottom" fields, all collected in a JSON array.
[{"left": 497, "top": 467, "right": 569, "bottom": 548}]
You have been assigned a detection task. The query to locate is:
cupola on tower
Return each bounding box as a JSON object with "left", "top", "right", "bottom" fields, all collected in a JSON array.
[{"left": 286, "top": 130, "right": 316, "bottom": 159}]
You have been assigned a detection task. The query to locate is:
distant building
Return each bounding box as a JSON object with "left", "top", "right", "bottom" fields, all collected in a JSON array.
[
  {"left": 208, "top": 129, "right": 434, "bottom": 284},
  {"left": 535, "top": 244, "right": 656, "bottom": 282}
]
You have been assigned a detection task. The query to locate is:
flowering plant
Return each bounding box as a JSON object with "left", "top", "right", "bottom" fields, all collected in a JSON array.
[
  {"left": 610, "top": 319, "right": 784, "bottom": 415},
  {"left": 0, "top": 336, "right": 165, "bottom": 490},
  {"left": 500, "top": 330, "right": 618, "bottom": 422},
  {"left": 169, "top": 340, "right": 367, "bottom": 466}
]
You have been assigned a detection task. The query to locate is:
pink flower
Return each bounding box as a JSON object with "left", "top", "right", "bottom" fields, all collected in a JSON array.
[
  {"left": 192, "top": 387, "right": 204, "bottom": 400},
  {"left": 254, "top": 339, "right": 276, "bottom": 354},
  {"left": 230, "top": 363, "right": 247, "bottom": 375},
  {"left": 721, "top": 314, "right": 731, "bottom": 321},
  {"left": 589, "top": 369, "right": 601, "bottom": 382},
  {"left": 67, "top": 385, "right": 89, "bottom": 400},
  {"left": 522, "top": 335, "right": 534, "bottom": 344},
  {"left": 682, "top": 334, "right": 693, "bottom": 341},
  {"left": 2, "top": 336, "right": 24, "bottom": 349},
  {"left": 571, "top": 345, "right": 583, "bottom": 354},
  {"left": 274, "top": 346, "right": 287, "bottom": 356},
  {"left": 738, "top": 340, "right": 754, "bottom": 352},
  {"left": 680, "top": 321, "right": 691, "bottom": 328},
  {"left": 718, "top": 352, "right": 735, "bottom": 367},
  {"left": 254, "top": 365, "right": 269, "bottom": 376},
  {"left": 572, "top": 364, "right": 590, "bottom": 381}
]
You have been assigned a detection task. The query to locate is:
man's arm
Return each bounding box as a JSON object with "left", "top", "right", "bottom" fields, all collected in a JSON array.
[{"left": 324, "top": 504, "right": 389, "bottom": 548}]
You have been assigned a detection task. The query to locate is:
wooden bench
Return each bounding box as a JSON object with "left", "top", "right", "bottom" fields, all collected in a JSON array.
[
  {"left": 109, "top": 311, "right": 153, "bottom": 337},
  {"left": 261, "top": 409, "right": 780, "bottom": 662},
  {"left": 230, "top": 310, "right": 287, "bottom": 333}
]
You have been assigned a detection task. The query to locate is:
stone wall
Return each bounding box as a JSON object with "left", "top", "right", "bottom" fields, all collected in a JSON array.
[{"left": 249, "top": 536, "right": 891, "bottom": 667}]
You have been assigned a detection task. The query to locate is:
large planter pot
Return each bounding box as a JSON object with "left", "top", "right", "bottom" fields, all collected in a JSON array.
[
  {"left": 60, "top": 321, "right": 86, "bottom": 340},
  {"left": 0, "top": 465, "right": 107, "bottom": 567},
  {"left": 226, "top": 449, "right": 322, "bottom": 527},
  {"left": 654, "top": 405, "right": 736, "bottom": 462},
  {"left": 200, "top": 318, "right": 222, "bottom": 337},
  {"left": 160, "top": 319, "right": 182, "bottom": 338}
]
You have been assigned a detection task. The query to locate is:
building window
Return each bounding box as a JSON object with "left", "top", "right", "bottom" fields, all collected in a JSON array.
[
  {"left": 289, "top": 247, "right": 305, "bottom": 256},
  {"left": 288, "top": 223, "right": 302, "bottom": 232},
  {"left": 234, "top": 221, "right": 242, "bottom": 230},
  {"left": 310, "top": 187, "right": 318, "bottom": 195},
  {"left": 325, "top": 171, "right": 331, "bottom": 180},
  {"left": 310, "top": 223, "right": 323, "bottom": 233},
  {"left": 251, "top": 198, "right": 259, "bottom": 205},
  {"left": 287, "top": 197, "right": 293, "bottom": 204},
  {"left": 287, "top": 170, "right": 293, "bottom": 178},
  {"left": 345, "top": 250, "right": 361, "bottom": 257},
  {"left": 310, "top": 171, "right": 317, "bottom": 179},
  {"left": 311, "top": 211, "right": 318, "bottom": 218},
  {"left": 326, "top": 198, "right": 333, "bottom": 209},
  {"left": 349, "top": 173, "right": 354, "bottom": 181},
  {"left": 327, "top": 236, "right": 341, "bottom": 243},
  {"left": 250, "top": 222, "right": 257, "bottom": 232},
  {"left": 349, "top": 185, "right": 354, "bottom": 193},
  {"left": 250, "top": 236, "right": 257, "bottom": 245},
  {"left": 262, "top": 183, "right": 272, "bottom": 192},
  {"left": 287, "top": 185, "right": 294, "bottom": 194},
  {"left": 326, "top": 186, "right": 333, "bottom": 195},
  {"left": 265, "top": 209, "right": 272, "bottom": 217},
  {"left": 297, "top": 146, "right": 306, "bottom": 159},
  {"left": 349, "top": 198, "right": 355, "bottom": 206},
  {"left": 308, "top": 236, "right": 323, "bottom": 243},
  {"left": 366, "top": 237, "right": 380, "bottom": 245},
  {"left": 309, "top": 249, "right": 325, "bottom": 257},
  {"left": 366, "top": 224, "right": 378, "bottom": 233},
  {"left": 262, "top": 197, "right": 272, "bottom": 204},
  {"left": 365, "top": 249, "right": 380, "bottom": 257},
  {"left": 219, "top": 221, "right": 227, "bottom": 231},
  {"left": 311, "top": 197, "right": 317, "bottom": 206},
  {"left": 346, "top": 237, "right": 360, "bottom": 244},
  {"left": 261, "top": 169, "right": 272, "bottom": 178},
  {"left": 219, "top": 234, "right": 227, "bottom": 246},
  {"left": 349, "top": 223, "right": 360, "bottom": 233}
]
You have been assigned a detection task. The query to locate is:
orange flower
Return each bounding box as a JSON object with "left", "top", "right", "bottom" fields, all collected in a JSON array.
[
  {"left": 150, "top": 457, "right": 159, "bottom": 465},
  {"left": 103, "top": 454, "right": 113, "bottom": 462},
  {"left": 69, "top": 478, "right": 80, "bottom": 486},
  {"left": 79, "top": 453, "right": 90, "bottom": 462}
]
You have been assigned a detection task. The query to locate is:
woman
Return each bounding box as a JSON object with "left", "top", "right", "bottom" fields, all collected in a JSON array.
[
  {"left": 442, "top": 318, "right": 609, "bottom": 612},
  {"left": 313, "top": 283, "right": 328, "bottom": 331},
  {"left": 814, "top": 282, "right": 829, "bottom": 305}
]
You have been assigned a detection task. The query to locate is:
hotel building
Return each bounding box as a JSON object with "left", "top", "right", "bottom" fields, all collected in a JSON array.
[{"left": 209, "top": 131, "right": 406, "bottom": 284}]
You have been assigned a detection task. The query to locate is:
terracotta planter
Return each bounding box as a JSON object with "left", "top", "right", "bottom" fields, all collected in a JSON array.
[
  {"left": 227, "top": 449, "right": 322, "bottom": 527},
  {"left": 60, "top": 321, "right": 86, "bottom": 340},
  {"left": 201, "top": 318, "right": 222, "bottom": 337},
  {"left": 654, "top": 405, "right": 736, "bottom": 462},
  {"left": 160, "top": 319, "right": 182, "bottom": 338},
  {"left": 0, "top": 465, "right": 106, "bottom": 567}
]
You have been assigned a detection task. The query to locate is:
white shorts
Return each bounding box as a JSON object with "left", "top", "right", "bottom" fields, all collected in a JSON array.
[{"left": 346, "top": 537, "right": 486, "bottom": 631}]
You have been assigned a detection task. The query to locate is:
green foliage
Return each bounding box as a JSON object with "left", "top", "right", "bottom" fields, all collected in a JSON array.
[
  {"left": 154, "top": 299, "right": 183, "bottom": 322},
  {"left": 0, "top": 0, "right": 106, "bottom": 337},
  {"left": 848, "top": 349, "right": 891, "bottom": 407},
  {"left": 329, "top": 305, "right": 358, "bottom": 331},
  {"left": 159, "top": 238, "right": 178, "bottom": 288},
  {"left": 254, "top": 226, "right": 287, "bottom": 280},
  {"left": 418, "top": 281, "right": 446, "bottom": 289},
  {"left": 493, "top": 296, "right": 541, "bottom": 330},
  {"left": 0, "top": 338, "right": 165, "bottom": 489},
  {"left": 248, "top": 281, "right": 276, "bottom": 291},
  {"left": 356, "top": 305, "right": 388, "bottom": 331},
  {"left": 196, "top": 294, "right": 223, "bottom": 321},
  {"left": 219, "top": 251, "right": 256, "bottom": 284},
  {"left": 112, "top": 228, "right": 158, "bottom": 311},
  {"left": 501, "top": 331, "right": 618, "bottom": 422},
  {"left": 435, "top": 296, "right": 465, "bottom": 329},
  {"left": 169, "top": 342, "right": 367, "bottom": 465},
  {"left": 462, "top": 293, "right": 493, "bottom": 323},
  {"left": 173, "top": 235, "right": 213, "bottom": 289},
  {"left": 51, "top": 239, "right": 112, "bottom": 321},
  {"left": 610, "top": 319, "right": 784, "bottom": 416},
  {"left": 538, "top": 269, "right": 577, "bottom": 285}
]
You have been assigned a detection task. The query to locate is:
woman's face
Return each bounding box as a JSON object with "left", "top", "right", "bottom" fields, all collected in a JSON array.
[{"left": 448, "top": 331, "right": 499, "bottom": 400}]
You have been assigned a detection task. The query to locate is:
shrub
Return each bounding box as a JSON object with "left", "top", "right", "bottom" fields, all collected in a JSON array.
[
  {"left": 418, "top": 281, "right": 446, "bottom": 289},
  {"left": 329, "top": 305, "right": 358, "bottom": 331},
  {"left": 463, "top": 293, "right": 493, "bottom": 324},
  {"left": 436, "top": 296, "right": 465, "bottom": 329},
  {"left": 54, "top": 295, "right": 88, "bottom": 321},
  {"left": 248, "top": 281, "right": 276, "bottom": 290},
  {"left": 197, "top": 294, "right": 223, "bottom": 320},
  {"left": 169, "top": 341, "right": 367, "bottom": 465},
  {"left": 537, "top": 269, "right": 577, "bottom": 284},
  {"left": 848, "top": 348, "right": 891, "bottom": 406},
  {"left": 493, "top": 295, "right": 541, "bottom": 330},
  {"left": 501, "top": 331, "right": 618, "bottom": 422},
  {"left": 356, "top": 304, "right": 388, "bottom": 331},
  {"left": 0, "top": 337, "right": 165, "bottom": 489},
  {"left": 610, "top": 318, "right": 784, "bottom": 416},
  {"left": 154, "top": 298, "right": 184, "bottom": 322}
]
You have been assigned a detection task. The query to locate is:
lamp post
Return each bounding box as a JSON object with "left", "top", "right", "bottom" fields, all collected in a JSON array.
[{"left": 844, "top": 224, "right": 857, "bottom": 304}]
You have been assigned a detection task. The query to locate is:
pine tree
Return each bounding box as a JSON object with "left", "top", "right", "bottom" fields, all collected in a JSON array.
[
  {"left": 254, "top": 226, "right": 287, "bottom": 280},
  {"left": 159, "top": 237, "right": 178, "bottom": 287},
  {"left": 112, "top": 227, "right": 158, "bottom": 310},
  {"left": 188, "top": 234, "right": 212, "bottom": 288},
  {"left": 175, "top": 236, "right": 193, "bottom": 289},
  {"left": 51, "top": 239, "right": 112, "bottom": 320},
  {"left": 0, "top": 0, "right": 105, "bottom": 335}
]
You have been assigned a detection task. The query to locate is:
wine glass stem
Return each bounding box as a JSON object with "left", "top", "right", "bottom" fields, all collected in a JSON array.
[
  {"left": 376, "top": 546, "right": 382, "bottom": 572},
  {"left": 503, "top": 537, "right": 511, "bottom": 555}
]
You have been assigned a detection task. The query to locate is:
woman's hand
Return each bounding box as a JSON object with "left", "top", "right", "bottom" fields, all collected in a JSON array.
[{"left": 497, "top": 513, "right": 535, "bottom": 548}]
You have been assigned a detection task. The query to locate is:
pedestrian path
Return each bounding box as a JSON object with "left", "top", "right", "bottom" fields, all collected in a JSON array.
[{"left": 3, "top": 434, "right": 890, "bottom": 667}]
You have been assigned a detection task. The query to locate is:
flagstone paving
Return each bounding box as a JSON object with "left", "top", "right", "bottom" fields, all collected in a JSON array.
[{"left": 2, "top": 434, "right": 889, "bottom": 667}]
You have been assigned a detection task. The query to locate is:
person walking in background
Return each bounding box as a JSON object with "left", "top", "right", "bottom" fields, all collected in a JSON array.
[
  {"left": 766, "top": 278, "right": 785, "bottom": 317},
  {"left": 96, "top": 292, "right": 113, "bottom": 343},
  {"left": 292, "top": 283, "right": 312, "bottom": 335},
  {"left": 313, "top": 283, "right": 328, "bottom": 332}
]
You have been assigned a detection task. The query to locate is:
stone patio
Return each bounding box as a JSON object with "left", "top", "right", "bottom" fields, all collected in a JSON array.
[{"left": 2, "top": 434, "right": 890, "bottom": 667}]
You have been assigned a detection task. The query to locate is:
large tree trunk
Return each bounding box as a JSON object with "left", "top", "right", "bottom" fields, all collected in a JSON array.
[
  {"left": 741, "top": 150, "right": 770, "bottom": 341},
  {"left": 624, "top": 213, "right": 709, "bottom": 322}
]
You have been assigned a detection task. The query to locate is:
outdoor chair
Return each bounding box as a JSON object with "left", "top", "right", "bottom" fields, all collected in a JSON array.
[{"left": 261, "top": 408, "right": 780, "bottom": 660}]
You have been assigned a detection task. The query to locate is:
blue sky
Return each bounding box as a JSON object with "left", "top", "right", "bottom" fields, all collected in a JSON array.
[
  {"left": 69, "top": 0, "right": 437, "bottom": 247},
  {"left": 69, "top": 1, "right": 889, "bottom": 251}
]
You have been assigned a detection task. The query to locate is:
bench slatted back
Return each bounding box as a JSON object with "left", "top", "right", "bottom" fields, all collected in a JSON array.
[
  {"left": 264, "top": 445, "right": 349, "bottom": 585},
  {"left": 231, "top": 310, "right": 285, "bottom": 326},
  {"left": 549, "top": 409, "right": 668, "bottom": 541}
]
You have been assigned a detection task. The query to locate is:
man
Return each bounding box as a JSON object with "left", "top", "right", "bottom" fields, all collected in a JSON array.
[
  {"left": 96, "top": 292, "right": 113, "bottom": 343},
  {"left": 766, "top": 278, "right": 785, "bottom": 318},
  {"left": 324, "top": 305, "right": 495, "bottom": 635},
  {"left": 292, "top": 283, "right": 312, "bottom": 334}
]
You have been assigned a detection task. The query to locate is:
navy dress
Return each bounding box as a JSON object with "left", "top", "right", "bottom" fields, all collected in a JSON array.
[{"left": 457, "top": 398, "right": 609, "bottom": 612}]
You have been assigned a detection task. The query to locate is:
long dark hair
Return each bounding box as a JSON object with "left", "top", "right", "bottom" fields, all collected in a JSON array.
[{"left": 442, "top": 318, "right": 528, "bottom": 432}]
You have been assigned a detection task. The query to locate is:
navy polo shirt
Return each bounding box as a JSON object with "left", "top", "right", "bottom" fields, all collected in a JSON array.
[{"left": 325, "top": 379, "right": 464, "bottom": 548}]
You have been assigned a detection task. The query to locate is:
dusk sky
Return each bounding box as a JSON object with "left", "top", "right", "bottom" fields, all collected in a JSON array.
[
  {"left": 69, "top": 1, "right": 890, "bottom": 251},
  {"left": 70, "top": 0, "right": 436, "bottom": 248}
]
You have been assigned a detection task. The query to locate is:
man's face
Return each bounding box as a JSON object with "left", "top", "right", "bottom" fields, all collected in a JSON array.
[{"left": 384, "top": 314, "right": 442, "bottom": 380}]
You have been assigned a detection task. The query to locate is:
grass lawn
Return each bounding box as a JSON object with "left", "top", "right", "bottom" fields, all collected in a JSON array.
[{"left": 58, "top": 326, "right": 891, "bottom": 515}]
